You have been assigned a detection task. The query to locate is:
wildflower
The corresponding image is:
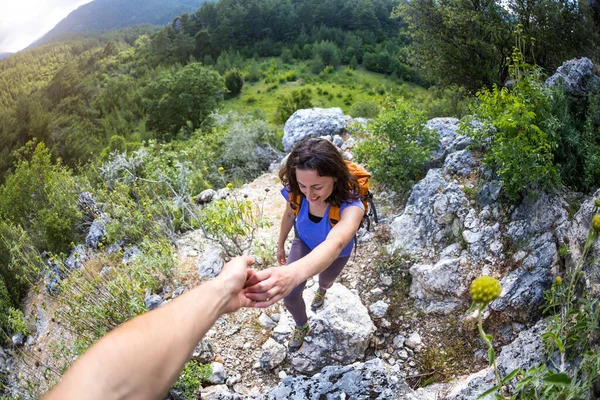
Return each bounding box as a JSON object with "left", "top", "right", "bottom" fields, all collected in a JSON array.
[
  {"left": 227, "top": 183, "right": 233, "bottom": 189},
  {"left": 595, "top": 199, "right": 600, "bottom": 207},
  {"left": 218, "top": 167, "right": 224, "bottom": 173},
  {"left": 593, "top": 215, "right": 600, "bottom": 233},
  {"left": 470, "top": 276, "right": 502, "bottom": 305},
  {"left": 554, "top": 276, "right": 562, "bottom": 285}
]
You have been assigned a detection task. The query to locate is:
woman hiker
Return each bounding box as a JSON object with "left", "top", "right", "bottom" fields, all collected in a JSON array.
[{"left": 245, "top": 137, "right": 364, "bottom": 352}]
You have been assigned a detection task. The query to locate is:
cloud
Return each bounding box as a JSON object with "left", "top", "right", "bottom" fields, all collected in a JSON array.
[{"left": 0, "top": 0, "right": 93, "bottom": 53}]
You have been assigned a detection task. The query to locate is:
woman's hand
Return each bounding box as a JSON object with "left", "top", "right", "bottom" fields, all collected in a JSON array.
[
  {"left": 244, "top": 266, "right": 301, "bottom": 308},
  {"left": 276, "top": 246, "right": 287, "bottom": 265}
]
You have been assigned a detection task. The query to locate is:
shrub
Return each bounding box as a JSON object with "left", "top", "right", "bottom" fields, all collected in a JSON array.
[
  {"left": 312, "top": 40, "right": 341, "bottom": 67},
  {"left": 173, "top": 361, "right": 212, "bottom": 400},
  {"left": 245, "top": 60, "right": 263, "bottom": 83},
  {"left": 350, "top": 101, "right": 380, "bottom": 119},
  {"left": 274, "top": 89, "right": 313, "bottom": 124},
  {"left": 197, "top": 197, "right": 269, "bottom": 257},
  {"left": 354, "top": 100, "right": 439, "bottom": 192},
  {"left": 284, "top": 70, "right": 298, "bottom": 82},
  {"left": 461, "top": 50, "right": 559, "bottom": 201},
  {"left": 311, "top": 55, "right": 325, "bottom": 75},
  {"left": 0, "top": 141, "right": 85, "bottom": 253},
  {"left": 224, "top": 68, "right": 244, "bottom": 97},
  {"left": 280, "top": 47, "right": 293, "bottom": 64},
  {"left": 211, "top": 112, "right": 281, "bottom": 183}
]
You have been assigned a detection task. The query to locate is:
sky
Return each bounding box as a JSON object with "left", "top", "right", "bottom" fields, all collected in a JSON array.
[{"left": 0, "top": 0, "right": 93, "bottom": 53}]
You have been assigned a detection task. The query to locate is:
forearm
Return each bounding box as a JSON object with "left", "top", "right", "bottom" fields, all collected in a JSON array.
[
  {"left": 278, "top": 213, "right": 295, "bottom": 248},
  {"left": 45, "top": 280, "right": 228, "bottom": 400},
  {"left": 289, "top": 238, "right": 344, "bottom": 282}
]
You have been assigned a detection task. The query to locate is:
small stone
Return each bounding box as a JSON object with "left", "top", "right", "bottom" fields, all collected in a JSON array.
[
  {"left": 405, "top": 332, "right": 422, "bottom": 350},
  {"left": 258, "top": 313, "right": 277, "bottom": 329},
  {"left": 243, "top": 342, "right": 252, "bottom": 350},
  {"left": 278, "top": 370, "right": 287, "bottom": 379},
  {"left": 380, "top": 275, "right": 393, "bottom": 286},
  {"left": 370, "top": 288, "right": 384, "bottom": 295},
  {"left": 215, "top": 356, "right": 225, "bottom": 364},
  {"left": 393, "top": 335, "right": 405, "bottom": 349}
]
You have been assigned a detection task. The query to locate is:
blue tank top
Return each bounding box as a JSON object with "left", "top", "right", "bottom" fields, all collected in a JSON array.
[{"left": 280, "top": 187, "right": 364, "bottom": 257}]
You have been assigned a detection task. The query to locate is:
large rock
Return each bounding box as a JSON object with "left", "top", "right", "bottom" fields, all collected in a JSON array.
[
  {"left": 389, "top": 168, "right": 470, "bottom": 259},
  {"left": 427, "top": 118, "right": 472, "bottom": 165},
  {"left": 410, "top": 257, "right": 469, "bottom": 314},
  {"left": 86, "top": 214, "right": 109, "bottom": 248},
  {"left": 562, "top": 189, "right": 600, "bottom": 296},
  {"left": 282, "top": 108, "right": 349, "bottom": 152},
  {"left": 443, "top": 320, "right": 550, "bottom": 399},
  {"left": 268, "top": 358, "right": 417, "bottom": 400},
  {"left": 196, "top": 247, "right": 225, "bottom": 279},
  {"left": 274, "top": 283, "right": 375, "bottom": 374},
  {"left": 545, "top": 57, "right": 600, "bottom": 99}
]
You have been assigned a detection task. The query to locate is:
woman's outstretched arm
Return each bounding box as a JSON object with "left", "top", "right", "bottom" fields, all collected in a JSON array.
[
  {"left": 246, "top": 205, "right": 364, "bottom": 307},
  {"left": 44, "top": 256, "right": 257, "bottom": 400}
]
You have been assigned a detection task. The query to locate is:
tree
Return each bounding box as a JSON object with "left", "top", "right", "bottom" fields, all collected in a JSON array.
[
  {"left": 396, "top": 0, "right": 512, "bottom": 90},
  {"left": 144, "top": 63, "right": 225, "bottom": 140},
  {"left": 224, "top": 68, "right": 244, "bottom": 97},
  {"left": 275, "top": 89, "right": 313, "bottom": 124}
]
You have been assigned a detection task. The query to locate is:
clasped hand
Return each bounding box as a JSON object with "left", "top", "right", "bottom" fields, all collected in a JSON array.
[{"left": 218, "top": 257, "right": 300, "bottom": 311}]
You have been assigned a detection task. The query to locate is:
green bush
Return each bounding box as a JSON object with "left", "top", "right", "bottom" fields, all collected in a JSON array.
[
  {"left": 144, "top": 63, "right": 225, "bottom": 140},
  {"left": 211, "top": 113, "right": 281, "bottom": 183},
  {"left": 354, "top": 100, "right": 439, "bottom": 192},
  {"left": 224, "top": 68, "right": 244, "bottom": 97},
  {"left": 0, "top": 142, "right": 85, "bottom": 254},
  {"left": 311, "top": 55, "right": 325, "bottom": 75},
  {"left": 547, "top": 88, "right": 600, "bottom": 192},
  {"left": 462, "top": 52, "right": 559, "bottom": 201},
  {"left": 173, "top": 360, "right": 212, "bottom": 400},
  {"left": 197, "top": 197, "right": 269, "bottom": 257},
  {"left": 312, "top": 40, "right": 341, "bottom": 67},
  {"left": 350, "top": 101, "right": 380, "bottom": 119},
  {"left": 244, "top": 60, "right": 263, "bottom": 83},
  {"left": 274, "top": 89, "right": 313, "bottom": 124}
]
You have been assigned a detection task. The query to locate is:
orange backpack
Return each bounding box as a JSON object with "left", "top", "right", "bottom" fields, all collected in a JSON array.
[{"left": 288, "top": 160, "right": 378, "bottom": 230}]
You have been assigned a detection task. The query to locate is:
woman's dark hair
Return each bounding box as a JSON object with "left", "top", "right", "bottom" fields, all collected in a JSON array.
[{"left": 279, "top": 137, "right": 360, "bottom": 207}]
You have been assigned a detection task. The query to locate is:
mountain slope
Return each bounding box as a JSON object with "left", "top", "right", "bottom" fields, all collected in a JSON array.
[{"left": 31, "top": 0, "right": 210, "bottom": 48}]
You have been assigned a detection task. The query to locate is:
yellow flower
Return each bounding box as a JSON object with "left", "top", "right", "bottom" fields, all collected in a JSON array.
[
  {"left": 554, "top": 276, "right": 562, "bottom": 285},
  {"left": 595, "top": 199, "right": 600, "bottom": 207},
  {"left": 470, "top": 276, "right": 502, "bottom": 305},
  {"left": 218, "top": 166, "right": 224, "bottom": 173},
  {"left": 593, "top": 215, "right": 600, "bottom": 233},
  {"left": 227, "top": 183, "right": 233, "bottom": 189}
]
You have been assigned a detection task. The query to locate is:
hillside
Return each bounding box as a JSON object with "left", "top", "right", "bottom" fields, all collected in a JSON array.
[
  {"left": 30, "top": 0, "right": 210, "bottom": 48},
  {"left": 0, "top": 53, "right": 12, "bottom": 61}
]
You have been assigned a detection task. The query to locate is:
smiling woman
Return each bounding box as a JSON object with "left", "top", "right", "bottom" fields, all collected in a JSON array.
[
  {"left": 244, "top": 138, "right": 365, "bottom": 353},
  {"left": 0, "top": 0, "right": 92, "bottom": 53}
]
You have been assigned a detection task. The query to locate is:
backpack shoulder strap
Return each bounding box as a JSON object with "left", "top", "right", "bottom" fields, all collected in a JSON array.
[
  {"left": 328, "top": 205, "right": 341, "bottom": 226},
  {"left": 288, "top": 192, "right": 302, "bottom": 217}
]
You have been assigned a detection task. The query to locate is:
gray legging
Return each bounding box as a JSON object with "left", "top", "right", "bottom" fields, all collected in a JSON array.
[{"left": 283, "top": 237, "right": 351, "bottom": 327}]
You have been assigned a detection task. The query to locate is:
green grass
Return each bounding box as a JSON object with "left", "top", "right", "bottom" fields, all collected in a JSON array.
[{"left": 221, "top": 59, "right": 428, "bottom": 123}]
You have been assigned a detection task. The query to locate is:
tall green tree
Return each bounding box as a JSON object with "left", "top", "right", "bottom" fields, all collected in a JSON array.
[
  {"left": 144, "top": 63, "right": 225, "bottom": 139},
  {"left": 396, "top": 0, "right": 512, "bottom": 91}
]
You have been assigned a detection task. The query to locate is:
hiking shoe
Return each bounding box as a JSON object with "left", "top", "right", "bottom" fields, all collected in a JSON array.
[
  {"left": 311, "top": 290, "right": 326, "bottom": 311},
  {"left": 289, "top": 324, "right": 311, "bottom": 352}
]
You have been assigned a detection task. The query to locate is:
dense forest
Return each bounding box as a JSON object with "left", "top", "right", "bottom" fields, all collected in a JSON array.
[{"left": 1, "top": 0, "right": 600, "bottom": 396}]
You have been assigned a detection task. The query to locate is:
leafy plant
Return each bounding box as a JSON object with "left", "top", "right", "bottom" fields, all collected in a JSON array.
[
  {"left": 354, "top": 99, "right": 439, "bottom": 193},
  {"left": 173, "top": 360, "right": 212, "bottom": 400},
  {"left": 224, "top": 68, "right": 244, "bottom": 97},
  {"left": 196, "top": 196, "right": 270, "bottom": 257},
  {"left": 274, "top": 89, "right": 313, "bottom": 124}
]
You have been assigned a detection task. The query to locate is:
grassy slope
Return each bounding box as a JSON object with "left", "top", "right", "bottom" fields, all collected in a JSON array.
[{"left": 221, "top": 59, "right": 428, "bottom": 123}]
